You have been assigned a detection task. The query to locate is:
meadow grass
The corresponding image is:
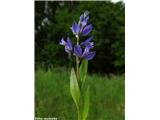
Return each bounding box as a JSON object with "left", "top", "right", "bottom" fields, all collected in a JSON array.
[{"left": 35, "top": 67, "right": 125, "bottom": 120}]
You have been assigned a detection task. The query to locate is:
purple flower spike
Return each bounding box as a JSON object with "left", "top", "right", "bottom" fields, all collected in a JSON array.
[
  {"left": 59, "top": 11, "right": 96, "bottom": 61},
  {"left": 74, "top": 45, "right": 82, "bottom": 57},
  {"left": 82, "top": 24, "right": 93, "bottom": 36},
  {"left": 70, "top": 22, "right": 80, "bottom": 35}
]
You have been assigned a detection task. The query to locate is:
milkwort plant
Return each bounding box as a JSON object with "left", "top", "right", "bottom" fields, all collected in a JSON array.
[{"left": 59, "top": 11, "right": 95, "bottom": 120}]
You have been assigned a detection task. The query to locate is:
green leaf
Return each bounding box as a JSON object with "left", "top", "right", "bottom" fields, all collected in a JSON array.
[
  {"left": 70, "top": 68, "right": 81, "bottom": 110},
  {"left": 82, "top": 86, "right": 90, "bottom": 120},
  {"left": 80, "top": 60, "right": 88, "bottom": 87}
]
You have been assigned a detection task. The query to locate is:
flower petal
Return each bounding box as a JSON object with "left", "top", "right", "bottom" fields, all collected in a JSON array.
[
  {"left": 79, "top": 14, "right": 84, "bottom": 23},
  {"left": 73, "top": 45, "right": 82, "bottom": 57},
  {"left": 79, "top": 11, "right": 90, "bottom": 29},
  {"left": 63, "top": 37, "right": 72, "bottom": 54},
  {"left": 67, "top": 37, "right": 72, "bottom": 50},
  {"left": 80, "top": 36, "right": 93, "bottom": 46},
  {"left": 80, "top": 11, "right": 89, "bottom": 23},
  {"left": 82, "top": 24, "right": 93, "bottom": 36},
  {"left": 80, "top": 41, "right": 94, "bottom": 48},
  {"left": 59, "top": 38, "right": 66, "bottom": 45},
  {"left": 65, "top": 45, "right": 70, "bottom": 53},
  {"left": 81, "top": 19, "right": 87, "bottom": 26},
  {"left": 83, "top": 51, "right": 96, "bottom": 61},
  {"left": 82, "top": 45, "right": 92, "bottom": 57},
  {"left": 86, "top": 36, "right": 93, "bottom": 42},
  {"left": 71, "top": 22, "right": 80, "bottom": 35},
  {"left": 89, "top": 42, "right": 94, "bottom": 47},
  {"left": 86, "top": 16, "right": 89, "bottom": 21}
]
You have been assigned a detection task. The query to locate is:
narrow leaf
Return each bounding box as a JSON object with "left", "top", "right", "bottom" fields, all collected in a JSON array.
[
  {"left": 80, "top": 59, "right": 88, "bottom": 87},
  {"left": 82, "top": 86, "right": 90, "bottom": 120},
  {"left": 70, "top": 68, "right": 81, "bottom": 110}
]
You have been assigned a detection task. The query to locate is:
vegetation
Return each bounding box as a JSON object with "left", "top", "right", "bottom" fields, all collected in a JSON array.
[
  {"left": 35, "top": 1, "right": 125, "bottom": 119},
  {"left": 35, "top": 68, "right": 125, "bottom": 120},
  {"left": 35, "top": 1, "right": 125, "bottom": 74}
]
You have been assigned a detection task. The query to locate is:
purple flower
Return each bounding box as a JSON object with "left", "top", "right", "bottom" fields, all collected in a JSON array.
[
  {"left": 79, "top": 12, "right": 89, "bottom": 27},
  {"left": 80, "top": 36, "right": 94, "bottom": 47},
  {"left": 79, "top": 11, "right": 89, "bottom": 22},
  {"left": 59, "top": 37, "right": 72, "bottom": 54},
  {"left": 79, "top": 11, "right": 90, "bottom": 34},
  {"left": 70, "top": 22, "right": 80, "bottom": 37},
  {"left": 74, "top": 45, "right": 96, "bottom": 61},
  {"left": 59, "top": 37, "right": 66, "bottom": 45},
  {"left": 73, "top": 45, "right": 82, "bottom": 57},
  {"left": 59, "top": 11, "right": 96, "bottom": 61},
  {"left": 82, "top": 24, "right": 93, "bottom": 36},
  {"left": 71, "top": 11, "right": 93, "bottom": 37}
]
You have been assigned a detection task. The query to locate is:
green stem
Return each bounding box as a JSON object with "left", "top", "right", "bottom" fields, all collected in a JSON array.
[
  {"left": 76, "top": 36, "right": 81, "bottom": 120},
  {"left": 76, "top": 57, "right": 79, "bottom": 80},
  {"left": 76, "top": 37, "right": 80, "bottom": 83},
  {"left": 78, "top": 109, "right": 81, "bottom": 120}
]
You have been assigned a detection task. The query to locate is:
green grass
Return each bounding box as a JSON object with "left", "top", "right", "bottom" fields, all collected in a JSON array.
[{"left": 35, "top": 67, "right": 125, "bottom": 120}]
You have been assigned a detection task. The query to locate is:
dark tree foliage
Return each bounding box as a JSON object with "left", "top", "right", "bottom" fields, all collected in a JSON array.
[{"left": 35, "top": 1, "right": 125, "bottom": 74}]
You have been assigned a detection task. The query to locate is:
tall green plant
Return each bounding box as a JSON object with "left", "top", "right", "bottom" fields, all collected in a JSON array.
[{"left": 59, "top": 11, "right": 95, "bottom": 120}]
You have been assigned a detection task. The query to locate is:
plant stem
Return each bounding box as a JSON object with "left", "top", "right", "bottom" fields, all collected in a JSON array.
[
  {"left": 78, "top": 109, "right": 81, "bottom": 120},
  {"left": 76, "top": 37, "right": 80, "bottom": 83},
  {"left": 76, "top": 36, "right": 81, "bottom": 120}
]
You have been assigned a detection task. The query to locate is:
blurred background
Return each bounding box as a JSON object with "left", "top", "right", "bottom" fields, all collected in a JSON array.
[
  {"left": 35, "top": 1, "right": 125, "bottom": 120},
  {"left": 35, "top": 1, "right": 125, "bottom": 74}
]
